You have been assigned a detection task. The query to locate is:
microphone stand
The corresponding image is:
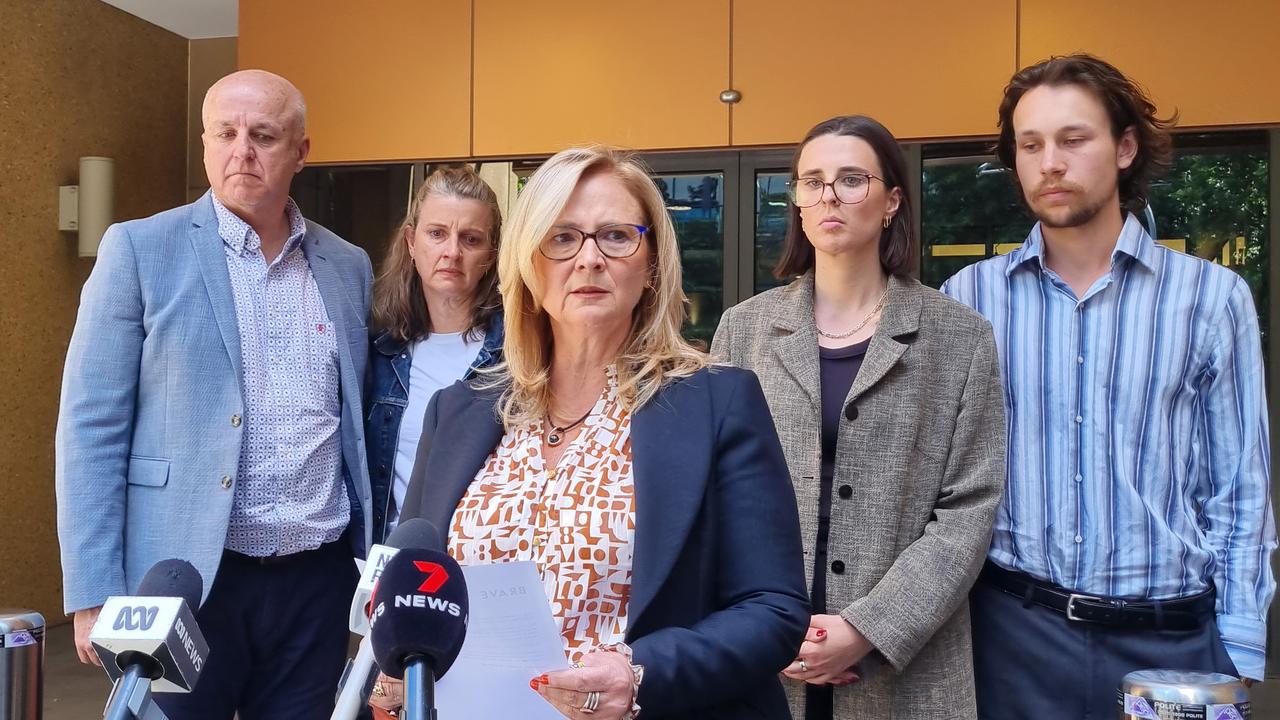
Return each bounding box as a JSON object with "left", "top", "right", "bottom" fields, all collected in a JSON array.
[
  {"left": 402, "top": 655, "right": 436, "bottom": 720},
  {"left": 102, "top": 665, "right": 170, "bottom": 720}
]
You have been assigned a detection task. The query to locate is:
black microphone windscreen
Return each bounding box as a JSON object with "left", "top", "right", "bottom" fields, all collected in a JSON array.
[
  {"left": 385, "top": 517, "right": 444, "bottom": 551},
  {"left": 136, "top": 559, "right": 203, "bottom": 609},
  {"left": 369, "top": 549, "right": 468, "bottom": 680}
]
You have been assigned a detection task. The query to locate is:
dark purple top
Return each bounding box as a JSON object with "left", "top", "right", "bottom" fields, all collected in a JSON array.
[{"left": 806, "top": 337, "right": 870, "bottom": 720}]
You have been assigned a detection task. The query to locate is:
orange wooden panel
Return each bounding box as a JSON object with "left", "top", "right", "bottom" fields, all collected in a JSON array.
[
  {"left": 472, "top": 0, "right": 730, "bottom": 156},
  {"left": 238, "top": 1, "right": 472, "bottom": 162},
  {"left": 1020, "top": 0, "right": 1280, "bottom": 127},
  {"left": 732, "top": 0, "right": 1016, "bottom": 145}
]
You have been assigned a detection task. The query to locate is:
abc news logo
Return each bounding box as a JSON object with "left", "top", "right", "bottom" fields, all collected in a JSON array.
[
  {"left": 111, "top": 604, "right": 205, "bottom": 672},
  {"left": 114, "top": 605, "right": 159, "bottom": 631},
  {"left": 370, "top": 561, "right": 462, "bottom": 625}
]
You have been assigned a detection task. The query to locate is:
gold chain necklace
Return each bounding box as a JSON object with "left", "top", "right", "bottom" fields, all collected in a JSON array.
[{"left": 815, "top": 286, "right": 889, "bottom": 340}]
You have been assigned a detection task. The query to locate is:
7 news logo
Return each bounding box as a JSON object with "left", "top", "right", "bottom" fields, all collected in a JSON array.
[
  {"left": 369, "top": 560, "right": 462, "bottom": 625},
  {"left": 413, "top": 561, "right": 449, "bottom": 593}
]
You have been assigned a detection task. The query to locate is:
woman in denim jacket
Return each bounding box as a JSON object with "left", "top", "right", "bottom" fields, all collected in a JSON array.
[{"left": 365, "top": 167, "right": 505, "bottom": 542}]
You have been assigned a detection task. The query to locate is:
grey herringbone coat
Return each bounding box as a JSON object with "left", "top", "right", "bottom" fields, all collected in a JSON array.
[{"left": 711, "top": 273, "right": 1006, "bottom": 719}]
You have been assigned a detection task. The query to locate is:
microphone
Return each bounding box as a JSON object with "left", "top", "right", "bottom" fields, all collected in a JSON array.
[
  {"left": 332, "top": 518, "right": 446, "bottom": 720},
  {"left": 368, "top": 521, "right": 468, "bottom": 720},
  {"left": 89, "top": 559, "right": 210, "bottom": 719}
]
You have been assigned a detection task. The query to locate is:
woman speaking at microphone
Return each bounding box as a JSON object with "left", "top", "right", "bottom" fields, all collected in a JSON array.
[{"left": 370, "top": 146, "right": 809, "bottom": 720}]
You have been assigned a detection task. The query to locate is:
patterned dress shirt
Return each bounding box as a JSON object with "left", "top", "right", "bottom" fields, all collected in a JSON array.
[
  {"left": 450, "top": 367, "right": 635, "bottom": 661},
  {"left": 213, "top": 194, "right": 350, "bottom": 557}
]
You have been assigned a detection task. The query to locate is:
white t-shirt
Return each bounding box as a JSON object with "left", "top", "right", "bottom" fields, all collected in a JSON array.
[{"left": 388, "top": 331, "right": 484, "bottom": 530}]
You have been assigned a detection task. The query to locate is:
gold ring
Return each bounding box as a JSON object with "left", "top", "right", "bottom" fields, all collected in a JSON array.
[
  {"left": 799, "top": 659, "right": 809, "bottom": 672},
  {"left": 372, "top": 683, "right": 386, "bottom": 697}
]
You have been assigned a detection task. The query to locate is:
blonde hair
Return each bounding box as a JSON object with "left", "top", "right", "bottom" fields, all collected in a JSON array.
[
  {"left": 491, "top": 146, "right": 708, "bottom": 427},
  {"left": 371, "top": 166, "right": 503, "bottom": 343}
]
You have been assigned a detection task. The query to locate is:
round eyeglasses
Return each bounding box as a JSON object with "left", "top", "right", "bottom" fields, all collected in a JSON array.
[
  {"left": 786, "top": 173, "right": 885, "bottom": 208},
  {"left": 539, "top": 224, "right": 648, "bottom": 261}
]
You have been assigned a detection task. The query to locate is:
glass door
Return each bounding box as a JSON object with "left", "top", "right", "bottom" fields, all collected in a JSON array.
[
  {"left": 740, "top": 150, "right": 795, "bottom": 296},
  {"left": 644, "top": 153, "right": 741, "bottom": 346}
]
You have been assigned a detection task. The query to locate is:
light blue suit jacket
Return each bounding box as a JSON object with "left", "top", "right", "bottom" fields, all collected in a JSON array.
[{"left": 56, "top": 192, "right": 373, "bottom": 613}]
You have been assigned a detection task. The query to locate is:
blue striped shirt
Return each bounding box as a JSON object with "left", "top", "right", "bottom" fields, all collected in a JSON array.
[{"left": 942, "top": 214, "right": 1276, "bottom": 679}]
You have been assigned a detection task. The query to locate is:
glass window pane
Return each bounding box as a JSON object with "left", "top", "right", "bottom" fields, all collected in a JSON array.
[
  {"left": 755, "top": 172, "right": 791, "bottom": 294},
  {"left": 652, "top": 173, "right": 724, "bottom": 345},
  {"left": 919, "top": 155, "right": 1026, "bottom": 289},
  {"left": 292, "top": 164, "right": 413, "bottom": 271},
  {"left": 1147, "top": 139, "right": 1269, "bottom": 356}
]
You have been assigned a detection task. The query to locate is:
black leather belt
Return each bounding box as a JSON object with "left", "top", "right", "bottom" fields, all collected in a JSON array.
[
  {"left": 223, "top": 539, "right": 341, "bottom": 566},
  {"left": 980, "top": 561, "right": 1213, "bottom": 631}
]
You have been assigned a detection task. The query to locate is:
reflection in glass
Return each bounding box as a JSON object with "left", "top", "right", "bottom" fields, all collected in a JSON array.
[
  {"left": 1148, "top": 144, "right": 1269, "bottom": 355},
  {"left": 919, "top": 156, "right": 1026, "bottom": 289},
  {"left": 652, "top": 173, "right": 724, "bottom": 346},
  {"left": 291, "top": 164, "right": 414, "bottom": 272},
  {"left": 755, "top": 172, "right": 790, "bottom": 293}
]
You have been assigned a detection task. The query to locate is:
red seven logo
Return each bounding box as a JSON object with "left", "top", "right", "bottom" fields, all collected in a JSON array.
[{"left": 413, "top": 561, "right": 449, "bottom": 593}]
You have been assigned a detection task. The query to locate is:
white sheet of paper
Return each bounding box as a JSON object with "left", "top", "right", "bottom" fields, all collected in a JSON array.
[{"left": 436, "top": 561, "right": 568, "bottom": 719}]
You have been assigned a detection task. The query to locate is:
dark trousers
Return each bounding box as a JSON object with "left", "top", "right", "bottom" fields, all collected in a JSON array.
[
  {"left": 970, "top": 577, "right": 1238, "bottom": 720},
  {"left": 156, "top": 539, "right": 358, "bottom": 720}
]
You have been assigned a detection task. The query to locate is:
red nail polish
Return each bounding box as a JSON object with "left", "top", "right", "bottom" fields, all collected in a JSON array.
[
  {"left": 530, "top": 679, "right": 540, "bottom": 690},
  {"left": 539, "top": 674, "right": 549, "bottom": 684},
  {"left": 816, "top": 629, "right": 826, "bottom": 637}
]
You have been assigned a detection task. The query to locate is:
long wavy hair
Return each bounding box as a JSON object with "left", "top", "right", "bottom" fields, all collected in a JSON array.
[
  {"left": 371, "top": 166, "right": 503, "bottom": 343},
  {"left": 996, "top": 53, "right": 1176, "bottom": 214},
  {"left": 487, "top": 146, "right": 708, "bottom": 428}
]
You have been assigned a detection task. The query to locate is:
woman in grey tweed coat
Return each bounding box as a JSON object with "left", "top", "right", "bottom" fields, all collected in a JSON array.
[{"left": 711, "top": 115, "right": 1007, "bottom": 720}]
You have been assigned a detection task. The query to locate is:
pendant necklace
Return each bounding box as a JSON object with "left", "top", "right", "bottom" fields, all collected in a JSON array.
[{"left": 545, "top": 407, "right": 593, "bottom": 447}]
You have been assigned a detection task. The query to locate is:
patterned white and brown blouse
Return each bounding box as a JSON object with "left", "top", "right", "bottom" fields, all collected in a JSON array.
[{"left": 448, "top": 367, "right": 636, "bottom": 661}]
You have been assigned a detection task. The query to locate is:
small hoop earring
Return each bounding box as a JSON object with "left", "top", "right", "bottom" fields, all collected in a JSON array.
[{"left": 882, "top": 216, "right": 892, "bottom": 229}]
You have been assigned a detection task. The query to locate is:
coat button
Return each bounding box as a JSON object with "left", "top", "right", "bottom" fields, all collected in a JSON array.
[
  {"left": 831, "top": 560, "right": 845, "bottom": 574},
  {"left": 230, "top": 413, "right": 242, "bottom": 427},
  {"left": 220, "top": 475, "right": 233, "bottom": 489},
  {"left": 844, "top": 404, "right": 858, "bottom": 421},
  {"left": 838, "top": 485, "right": 853, "bottom": 499}
]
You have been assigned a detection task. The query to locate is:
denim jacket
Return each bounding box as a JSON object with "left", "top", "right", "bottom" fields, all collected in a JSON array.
[{"left": 364, "top": 314, "right": 504, "bottom": 542}]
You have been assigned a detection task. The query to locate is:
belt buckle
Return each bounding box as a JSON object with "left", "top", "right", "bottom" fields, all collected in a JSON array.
[{"left": 1065, "top": 593, "right": 1102, "bottom": 622}]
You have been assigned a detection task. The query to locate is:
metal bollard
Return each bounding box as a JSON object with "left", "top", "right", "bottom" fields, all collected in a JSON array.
[{"left": 0, "top": 609, "right": 44, "bottom": 720}]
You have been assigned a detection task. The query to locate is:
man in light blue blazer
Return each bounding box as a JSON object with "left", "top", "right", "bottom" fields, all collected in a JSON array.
[{"left": 56, "top": 70, "right": 373, "bottom": 718}]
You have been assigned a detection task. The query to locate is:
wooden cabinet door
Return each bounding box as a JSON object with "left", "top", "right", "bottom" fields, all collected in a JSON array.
[
  {"left": 1020, "top": 0, "right": 1280, "bottom": 127},
  {"left": 472, "top": 0, "right": 730, "bottom": 156},
  {"left": 239, "top": 0, "right": 472, "bottom": 162},
  {"left": 731, "top": 0, "right": 1017, "bottom": 145}
]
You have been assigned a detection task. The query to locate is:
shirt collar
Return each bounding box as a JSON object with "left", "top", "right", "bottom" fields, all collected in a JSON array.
[
  {"left": 210, "top": 193, "right": 307, "bottom": 256},
  {"left": 1004, "top": 212, "right": 1157, "bottom": 277}
]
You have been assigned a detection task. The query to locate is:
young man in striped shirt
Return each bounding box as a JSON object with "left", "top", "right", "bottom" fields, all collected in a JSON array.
[{"left": 943, "top": 53, "right": 1275, "bottom": 718}]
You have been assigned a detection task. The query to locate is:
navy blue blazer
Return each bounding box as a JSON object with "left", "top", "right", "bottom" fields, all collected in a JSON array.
[{"left": 403, "top": 366, "right": 809, "bottom": 719}]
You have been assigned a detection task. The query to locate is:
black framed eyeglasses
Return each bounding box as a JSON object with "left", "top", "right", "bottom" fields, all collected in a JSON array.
[
  {"left": 539, "top": 224, "right": 648, "bottom": 260},
  {"left": 786, "top": 173, "right": 885, "bottom": 208}
]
